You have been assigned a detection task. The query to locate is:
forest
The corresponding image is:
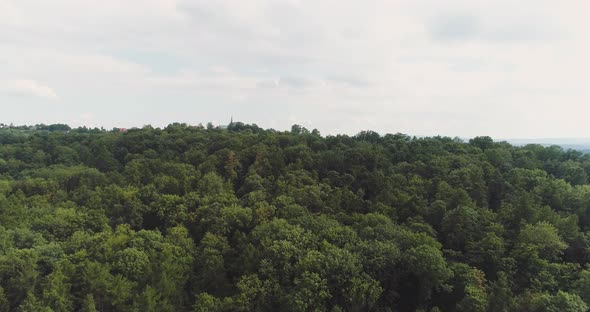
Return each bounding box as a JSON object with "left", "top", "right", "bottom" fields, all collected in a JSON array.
[{"left": 2, "top": 122, "right": 590, "bottom": 312}]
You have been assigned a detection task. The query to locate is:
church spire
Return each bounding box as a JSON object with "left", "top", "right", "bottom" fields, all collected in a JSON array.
[{"left": 230, "top": 116, "right": 233, "bottom": 125}]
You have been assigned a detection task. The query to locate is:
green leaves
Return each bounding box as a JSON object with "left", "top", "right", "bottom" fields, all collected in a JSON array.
[
  {"left": 0, "top": 287, "right": 9, "bottom": 312},
  {"left": 4, "top": 123, "right": 590, "bottom": 311},
  {"left": 515, "top": 222, "right": 567, "bottom": 261}
]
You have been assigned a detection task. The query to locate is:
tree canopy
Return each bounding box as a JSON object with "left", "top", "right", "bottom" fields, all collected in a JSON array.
[{"left": 1, "top": 124, "right": 590, "bottom": 311}]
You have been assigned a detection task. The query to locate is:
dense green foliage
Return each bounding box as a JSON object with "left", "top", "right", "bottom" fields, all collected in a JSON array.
[{"left": 2, "top": 123, "right": 590, "bottom": 311}]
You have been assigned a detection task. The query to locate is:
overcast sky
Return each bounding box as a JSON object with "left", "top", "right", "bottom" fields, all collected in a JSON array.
[{"left": 1, "top": 0, "right": 589, "bottom": 138}]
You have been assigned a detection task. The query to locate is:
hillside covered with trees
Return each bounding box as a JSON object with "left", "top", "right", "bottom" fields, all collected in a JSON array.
[{"left": 2, "top": 123, "right": 590, "bottom": 311}]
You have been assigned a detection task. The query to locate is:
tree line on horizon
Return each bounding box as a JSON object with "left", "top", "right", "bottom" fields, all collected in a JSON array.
[{"left": 2, "top": 123, "right": 590, "bottom": 311}]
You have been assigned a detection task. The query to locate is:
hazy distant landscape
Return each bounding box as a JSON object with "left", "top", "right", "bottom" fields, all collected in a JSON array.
[{"left": 506, "top": 139, "right": 590, "bottom": 154}]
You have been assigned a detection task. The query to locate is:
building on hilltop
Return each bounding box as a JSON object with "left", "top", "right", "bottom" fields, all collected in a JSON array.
[{"left": 219, "top": 116, "right": 234, "bottom": 129}]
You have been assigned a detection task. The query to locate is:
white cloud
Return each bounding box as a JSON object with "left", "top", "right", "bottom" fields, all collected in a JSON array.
[{"left": 0, "top": 79, "right": 58, "bottom": 99}]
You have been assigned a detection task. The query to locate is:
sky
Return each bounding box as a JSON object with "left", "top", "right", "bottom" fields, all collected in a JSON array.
[{"left": 1, "top": 0, "right": 590, "bottom": 138}]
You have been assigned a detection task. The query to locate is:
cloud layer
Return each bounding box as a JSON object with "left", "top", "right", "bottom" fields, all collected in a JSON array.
[
  {"left": 1, "top": 0, "right": 589, "bottom": 138},
  {"left": 0, "top": 79, "right": 58, "bottom": 99}
]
